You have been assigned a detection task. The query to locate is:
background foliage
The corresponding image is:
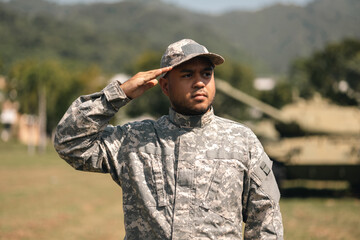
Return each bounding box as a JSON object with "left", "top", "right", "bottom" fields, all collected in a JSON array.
[
  {"left": 0, "top": 1, "right": 359, "bottom": 238},
  {"left": 1, "top": 0, "right": 359, "bottom": 74},
  {"left": 6, "top": 59, "right": 105, "bottom": 132},
  {"left": 0, "top": 0, "right": 359, "bottom": 132},
  {"left": 289, "top": 39, "right": 360, "bottom": 106}
]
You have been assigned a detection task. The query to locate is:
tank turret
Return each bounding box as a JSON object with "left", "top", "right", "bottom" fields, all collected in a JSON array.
[{"left": 216, "top": 79, "right": 360, "bottom": 193}]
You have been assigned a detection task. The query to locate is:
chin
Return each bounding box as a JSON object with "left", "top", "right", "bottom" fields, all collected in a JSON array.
[
  {"left": 187, "top": 105, "right": 211, "bottom": 115},
  {"left": 172, "top": 101, "right": 212, "bottom": 115}
]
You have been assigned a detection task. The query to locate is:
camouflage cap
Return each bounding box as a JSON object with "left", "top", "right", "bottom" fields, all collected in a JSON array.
[{"left": 160, "top": 39, "right": 225, "bottom": 71}]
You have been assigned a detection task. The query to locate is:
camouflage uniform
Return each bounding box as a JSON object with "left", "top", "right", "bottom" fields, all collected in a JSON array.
[{"left": 54, "top": 79, "right": 283, "bottom": 239}]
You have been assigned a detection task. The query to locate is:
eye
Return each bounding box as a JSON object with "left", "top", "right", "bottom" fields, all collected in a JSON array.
[
  {"left": 203, "top": 71, "right": 212, "bottom": 78},
  {"left": 182, "top": 73, "right": 192, "bottom": 78}
]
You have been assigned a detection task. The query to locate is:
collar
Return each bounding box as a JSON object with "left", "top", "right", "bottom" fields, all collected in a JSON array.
[{"left": 169, "top": 107, "right": 215, "bottom": 128}]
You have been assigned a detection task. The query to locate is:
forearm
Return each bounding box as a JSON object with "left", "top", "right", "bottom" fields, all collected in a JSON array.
[
  {"left": 243, "top": 181, "right": 283, "bottom": 239},
  {"left": 53, "top": 80, "right": 130, "bottom": 171}
]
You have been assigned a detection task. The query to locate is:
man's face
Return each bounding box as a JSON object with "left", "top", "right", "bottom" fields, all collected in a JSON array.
[{"left": 159, "top": 57, "right": 216, "bottom": 115}]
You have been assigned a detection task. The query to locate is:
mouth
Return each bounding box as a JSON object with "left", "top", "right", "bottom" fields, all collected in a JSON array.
[{"left": 192, "top": 91, "right": 208, "bottom": 100}]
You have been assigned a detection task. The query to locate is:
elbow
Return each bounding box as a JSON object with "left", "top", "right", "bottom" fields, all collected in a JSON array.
[
  {"left": 53, "top": 128, "right": 67, "bottom": 156},
  {"left": 52, "top": 126, "right": 80, "bottom": 162}
]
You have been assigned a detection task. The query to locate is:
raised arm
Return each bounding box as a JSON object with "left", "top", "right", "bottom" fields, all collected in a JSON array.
[
  {"left": 53, "top": 67, "right": 172, "bottom": 173},
  {"left": 121, "top": 67, "right": 172, "bottom": 99}
]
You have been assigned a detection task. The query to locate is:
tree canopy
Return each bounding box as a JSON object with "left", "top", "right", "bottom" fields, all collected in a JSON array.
[
  {"left": 289, "top": 38, "right": 360, "bottom": 106},
  {"left": 6, "top": 59, "right": 105, "bottom": 133}
]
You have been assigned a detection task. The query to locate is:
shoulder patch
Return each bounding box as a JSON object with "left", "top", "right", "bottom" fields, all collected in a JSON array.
[
  {"left": 251, "top": 153, "right": 280, "bottom": 202},
  {"left": 251, "top": 153, "right": 273, "bottom": 185}
]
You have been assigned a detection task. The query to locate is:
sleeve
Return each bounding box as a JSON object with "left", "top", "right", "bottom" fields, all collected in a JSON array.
[
  {"left": 53, "top": 79, "right": 131, "bottom": 176},
  {"left": 242, "top": 132, "right": 284, "bottom": 240}
]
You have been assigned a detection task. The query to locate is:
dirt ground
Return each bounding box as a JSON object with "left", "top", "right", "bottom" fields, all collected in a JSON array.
[{"left": 1, "top": 142, "right": 359, "bottom": 240}]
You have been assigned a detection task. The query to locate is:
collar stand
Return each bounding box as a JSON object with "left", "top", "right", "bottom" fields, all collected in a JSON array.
[{"left": 169, "top": 107, "right": 214, "bottom": 128}]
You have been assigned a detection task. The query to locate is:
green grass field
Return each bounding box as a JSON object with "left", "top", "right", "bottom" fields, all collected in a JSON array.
[{"left": 1, "top": 141, "right": 359, "bottom": 240}]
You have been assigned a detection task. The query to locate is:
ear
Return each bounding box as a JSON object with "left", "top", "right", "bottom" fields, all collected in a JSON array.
[{"left": 159, "top": 77, "right": 169, "bottom": 97}]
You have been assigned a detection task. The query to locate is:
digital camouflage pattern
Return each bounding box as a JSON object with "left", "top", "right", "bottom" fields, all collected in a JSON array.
[
  {"left": 160, "top": 39, "right": 224, "bottom": 73},
  {"left": 54, "top": 79, "right": 283, "bottom": 239}
]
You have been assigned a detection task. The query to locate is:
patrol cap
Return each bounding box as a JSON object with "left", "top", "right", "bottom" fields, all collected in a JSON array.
[{"left": 160, "top": 39, "right": 225, "bottom": 71}]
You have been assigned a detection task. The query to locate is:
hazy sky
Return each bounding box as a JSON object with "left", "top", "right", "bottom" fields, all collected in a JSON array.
[{"left": 48, "top": 0, "right": 314, "bottom": 13}]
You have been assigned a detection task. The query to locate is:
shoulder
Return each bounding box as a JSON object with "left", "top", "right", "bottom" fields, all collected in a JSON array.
[
  {"left": 214, "top": 115, "right": 265, "bottom": 163},
  {"left": 213, "top": 115, "right": 257, "bottom": 138},
  {"left": 104, "top": 118, "right": 157, "bottom": 140},
  {"left": 123, "top": 118, "right": 156, "bottom": 131}
]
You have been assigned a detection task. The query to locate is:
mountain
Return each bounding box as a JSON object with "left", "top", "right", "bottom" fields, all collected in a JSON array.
[
  {"left": 1, "top": 0, "right": 359, "bottom": 74},
  {"left": 212, "top": 0, "right": 360, "bottom": 73},
  {"left": 0, "top": 0, "right": 247, "bottom": 73}
]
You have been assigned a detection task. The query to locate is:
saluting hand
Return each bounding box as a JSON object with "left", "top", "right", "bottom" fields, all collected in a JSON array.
[{"left": 120, "top": 67, "right": 172, "bottom": 99}]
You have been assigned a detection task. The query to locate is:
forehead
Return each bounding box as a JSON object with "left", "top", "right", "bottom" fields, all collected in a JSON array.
[{"left": 174, "top": 56, "right": 214, "bottom": 71}]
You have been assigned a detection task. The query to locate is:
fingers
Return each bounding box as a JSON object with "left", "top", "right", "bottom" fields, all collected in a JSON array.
[
  {"left": 142, "top": 66, "right": 172, "bottom": 82},
  {"left": 143, "top": 79, "right": 158, "bottom": 91},
  {"left": 155, "top": 66, "right": 173, "bottom": 75},
  {"left": 120, "top": 67, "right": 172, "bottom": 99},
  {"left": 160, "top": 66, "right": 173, "bottom": 74}
]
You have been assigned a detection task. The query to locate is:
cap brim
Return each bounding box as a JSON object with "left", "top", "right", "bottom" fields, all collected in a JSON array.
[
  {"left": 160, "top": 53, "right": 225, "bottom": 78},
  {"left": 171, "top": 52, "right": 224, "bottom": 69}
]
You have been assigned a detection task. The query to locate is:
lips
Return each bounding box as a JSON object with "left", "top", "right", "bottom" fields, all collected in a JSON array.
[{"left": 192, "top": 91, "right": 208, "bottom": 100}]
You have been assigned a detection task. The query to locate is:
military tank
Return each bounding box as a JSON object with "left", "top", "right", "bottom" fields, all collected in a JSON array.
[{"left": 216, "top": 79, "right": 360, "bottom": 193}]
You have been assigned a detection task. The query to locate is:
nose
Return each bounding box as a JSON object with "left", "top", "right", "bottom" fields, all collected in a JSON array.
[{"left": 192, "top": 74, "right": 206, "bottom": 89}]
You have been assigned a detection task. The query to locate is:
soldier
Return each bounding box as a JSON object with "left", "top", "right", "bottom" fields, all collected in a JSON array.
[{"left": 54, "top": 39, "right": 283, "bottom": 239}]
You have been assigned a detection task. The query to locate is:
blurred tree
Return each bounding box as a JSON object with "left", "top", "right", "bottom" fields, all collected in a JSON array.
[
  {"left": 216, "top": 59, "right": 255, "bottom": 94},
  {"left": 7, "top": 59, "right": 104, "bottom": 151},
  {"left": 8, "top": 59, "right": 66, "bottom": 151},
  {"left": 344, "top": 52, "right": 360, "bottom": 103},
  {"left": 289, "top": 38, "right": 360, "bottom": 106},
  {"left": 124, "top": 51, "right": 169, "bottom": 118},
  {"left": 213, "top": 59, "right": 257, "bottom": 120},
  {"left": 0, "top": 58, "right": 4, "bottom": 75},
  {"left": 288, "top": 58, "right": 314, "bottom": 99},
  {"left": 258, "top": 80, "right": 293, "bottom": 109},
  {"left": 47, "top": 63, "right": 106, "bottom": 131}
]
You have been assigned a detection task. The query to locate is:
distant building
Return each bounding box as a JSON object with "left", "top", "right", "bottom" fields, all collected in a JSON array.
[
  {"left": 108, "top": 73, "right": 130, "bottom": 84},
  {"left": 1, "top": 100, "right": 18, "bottom": 141},
  {"left": 0, "top": 76, "right": 6, "bottom": 103},
  {"left": 0, "top": 76, "right": 40, "bottom": 145},
  {"left": 18, "top": 114, "right": 40, "bottom": 146},
  {"left": 253, "top": 77, "right": 276, "bottom": 91}
]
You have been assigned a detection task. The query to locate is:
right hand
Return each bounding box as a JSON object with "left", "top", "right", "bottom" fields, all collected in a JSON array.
[{"left": 120, "top": 67, "right": 172, "bottom": 99}]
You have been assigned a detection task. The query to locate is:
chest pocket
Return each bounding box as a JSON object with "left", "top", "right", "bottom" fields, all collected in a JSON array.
[
  {"left": 138, "top": 145, "right": 171, "bottom": 207},
  {"left": 200, "top": 151, "right": 245, "bottom": 222}
]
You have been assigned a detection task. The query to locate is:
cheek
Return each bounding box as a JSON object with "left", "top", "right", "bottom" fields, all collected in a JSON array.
[
  {"left": 207, "top": 81, "right": 216, "bottom": 99},
  {"left": 169, "top": 82, "right": 189, "bottom": 97}
]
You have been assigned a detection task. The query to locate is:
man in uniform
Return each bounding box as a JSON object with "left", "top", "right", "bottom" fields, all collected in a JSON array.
[{"left": 54, "top": 39, "right": 283, "bottom": 239}]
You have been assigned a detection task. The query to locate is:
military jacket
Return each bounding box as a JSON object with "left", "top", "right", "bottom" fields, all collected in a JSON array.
[{"left": 54, "top": 80, "right": 284, "bottom": 240}]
